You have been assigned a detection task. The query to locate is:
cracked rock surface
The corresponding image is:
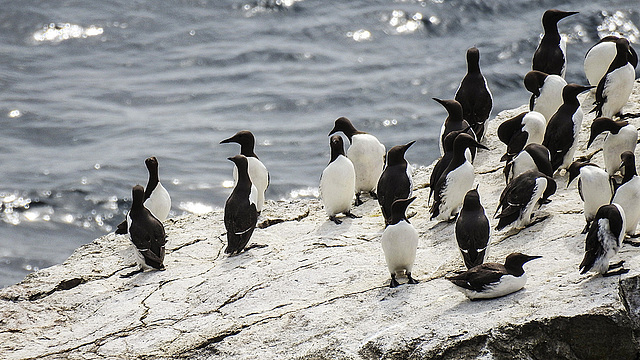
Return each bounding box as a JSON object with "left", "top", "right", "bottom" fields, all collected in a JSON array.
[{"left": 2, "top": 82, "right": 640, "bottom": 359}]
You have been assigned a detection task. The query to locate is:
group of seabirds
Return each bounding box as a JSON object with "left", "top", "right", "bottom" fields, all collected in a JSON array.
[{"left": 115, "top": 9, "right": 640, "bottom": 300}]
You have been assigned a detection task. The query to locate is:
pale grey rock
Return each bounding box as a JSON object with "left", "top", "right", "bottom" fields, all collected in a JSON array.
[{"left": 2, "top": 82, "right": 640, "bottom": 360}]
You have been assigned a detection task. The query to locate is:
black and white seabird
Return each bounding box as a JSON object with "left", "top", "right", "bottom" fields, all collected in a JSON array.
[
  {"left": 584, "top": 35, "right": 638, "bottom": 88},
  {"left": 497, "top": 111, "right": 546, "bottom": 162},
  {"left": 434, "top": 98, "right": 476, "bottom": 160},
  {"left": 532, "top": 9, "right": 578, "bottom": 78},
  {"left": 220, "top": 130, "right": 270, "bottom": 213},
  {"left": 126, "top": 185, "right": 167, "bottom": 273},
  {"left": 524, "top": 70, "right": 567, "bottom": 123},
  {"left": 567, "top": 160, "right": 615, "bottom": 233},
  {"left": 504, "top": 143, "right": 553, "bottom": 184},
  {"left": 431, "top": 133, "right": 488, "bottom": 221},
  {"left": 592, "top": 37, "right": 636, "bottom": 119},
  {"left": 329, "top": 117, "right": 386, "bottom": 205},
  {"left": 587, "top": 117, "right": 638, "bottom": 175},
  {"left": 377, "top": 141, "right": 415, "bottom": 226},
  {"left": 455, "top": 188, "right": 490, "bottom": 269},
  {"left": 381, "top": 197, "right": 419, "bottom": 288},
  {"left": 320, "top": 135, "right": 357, "bottom": 225},
  {"left": 542, "top": 84, "right": 593, "bottom": 173},
  {"left": 612, "top": 151, "right": 640, "bottom": 237},
  {"left": 115, "top": 156, "right": 171, "bottom": 235},
  {"left": 429, "top": 129, "right": 468, "bottom": 205},
  {"left": 455, "top": 47, "right": 493, "bottom": 141},
  {"left": 447, "top": 253, "right": 542, "bottom": 300},
  {"left": 224, "top": 155, "right": 258, "bottom": 255},
  {"left": 495, "top": 170, "right": 556, "bottom": 230},
  {"left": 579, "top": 203, "right": 628, "bottom": 277}
]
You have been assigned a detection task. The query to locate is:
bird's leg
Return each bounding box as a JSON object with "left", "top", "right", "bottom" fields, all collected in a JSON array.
[
  {"left": 389, "top": 273, "right": 400, "bottom": 288},
  {"left": 244, "top": 244, "right": 268, "bottom": 251},
  {"left": 369, "top": 190, "right": 378, "bottom": 200},
  {"left": 603, "top": 267, "right": 630, "bottom": 277},
  {"left": 344, "top": 211, "right": 360, "bottom": 219},
  {"left": 329, "top": 215, "right": 342, "bottom": 225},
  {"left": 354, "top": 193, "right": 363, "bottom": 206},
  {"left": 608, "top": 260, "right": 625, "bottom": 270},
  {"left": 407, "top": 272, "right": 418, "bottom": 285},
  {"left": 581, "top": 221, "right": 591, "bottom": 234}
]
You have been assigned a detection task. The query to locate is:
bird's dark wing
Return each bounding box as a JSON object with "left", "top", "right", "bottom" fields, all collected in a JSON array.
[
  {"left": 224, "top": 197, "right": 257, "bottom": 254},
  {"left": 456, "top": 213, "right": 490, "bottom": 268},
  {"left": 447, "top": 263, "right": 506, "bottom": 291}
]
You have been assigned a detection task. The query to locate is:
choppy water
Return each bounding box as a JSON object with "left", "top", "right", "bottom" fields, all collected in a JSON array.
[{"left": 0, "top": 0, "right": 638, "bottom": 287}]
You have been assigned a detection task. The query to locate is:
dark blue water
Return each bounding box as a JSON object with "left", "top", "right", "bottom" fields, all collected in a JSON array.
[{"left": 0, "top": 0, "right": 638, "bottom": 287}]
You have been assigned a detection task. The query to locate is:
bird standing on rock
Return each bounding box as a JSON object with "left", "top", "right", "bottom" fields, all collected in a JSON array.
[
  {"left": 532, "top": 9, "right": 578, "bottom": 78},
  {"left": 377, "top": 141, "right": 415, "bottom": 226},
  {"left": 329, "top": 117, "right": 385, "bottom": 206},
  {"left": 220, "top": 130, "right": 270, "bottom": 214},
  {"left": 224, "top": 155, "right": 258, "bottom": 255},
  {"left": 495, "top": 170, "right": 556, "bottom": 231},
  {"left": 124, "top": 185, "right": 167, "bottom": 276},
  {"left": 455, "top": 188, "right": 490, "bottom": 269},
  {"left": 116, "top": 156, "right": 171, "bottom": 235},
  {"left": 381, "top": 197, "right": 419, "bottom": 288},
  {"left": 587, "top": 117, "right": 638, "bottom": 175},
  {"left": 579, "top": 203, "right": 628, "bottom": 277},
  {"left": 497, "top": 111, "right": 546, "bottom": 163},
  {"left": 455, "top": 47, "right": 493, "bottom": 141},
  {"left": 430, "top": 129, "right": 468, "bottom": 205},
  {"left": 567, "top": 160, "right": 614, "bottom": 234},
  {"left": 592, "top": 37, "right": 636, "bottom": 119},
  {"left": 431, "top": 133, "right": 488, "bottom": 221},
  {"left": 447, "top": 253, "right": 541, "bottom": 300},
  {"left": 524, "top": 70, "right": 567, "bottom": 123},
  {"left": 320, "top": 135, "right": 357, "bottom": 225},
  {"left": 542, "top": 84, "right": 593, "bottom": 173}
]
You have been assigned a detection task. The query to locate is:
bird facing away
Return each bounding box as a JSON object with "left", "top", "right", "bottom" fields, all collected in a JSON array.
[
  {"left": 612, "top": 151, "right": 640, "bottom": 237},
  {"left": 579, "top": 203, "right": 628, "bottom": 277},
  {"left": 455, "top": 188, "right": 490, "bottom": 269},
  {"left": 524, "top": 70, "right": 567, "bottom": 123},
  {"left": 504, "top": 143, "right": 553, "bottom": 185},
  {"left": 224, "top": 155, "right": 258, "bottom": 255},
  {"left": 115, "top": 156, "right": 171, "bottom": 235},
  {"left": 495, "top": 170, "right": 556, "bottom": 231},
  {"left": 567, "top": 160, "right": 614, "bottom": 234},
  {"left": 435, "top": 97, "right": 477, "bottom": 160},
  {"left": 542, "top": 84, "right": 593, "bottom": 173},
  {"left": 329, "top": 117, "right": 386, "bottom": 205},
  {"left": 587, "top": 117, "right": 638, "bottom": 175},
  {"left": 447, "top": 253, "right": 542, "bottom": 300},
  {"left": 377, "top": 140, "right": 415, "bottom": 226},
  {"left": 592, "top": 37, "right": 636, "bottom": 119},
  {"left": 431, "top": 133, "right": 488, "bottom": 221},
  {"left": 381, "top": 197, "right": 419, "bottom": 288},
  {"left": 320, "top": 135, "right": 357, "bottom": 225},
  {"left": 220, "top": 130, "right": 270, "bottom": 213},
  {"left": 455, "top": 47, "right": 493, "bottom": 141},
  {"left": 126, "top": 185, "right": 167, "bottom": 273},
  {"left": 532, "top": 9, "right": 578, "bottom": 78},
  {"left": 584, "top": 35, "right": 638, "bottom": 88}
]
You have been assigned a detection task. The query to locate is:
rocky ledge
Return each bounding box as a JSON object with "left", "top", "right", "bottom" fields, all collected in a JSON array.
[{"left": 2, "top": 82, "right": 640, "bottom": 360}]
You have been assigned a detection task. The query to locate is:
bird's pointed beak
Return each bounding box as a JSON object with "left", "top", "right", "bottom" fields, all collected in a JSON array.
[{"left": 220, "top": 136, "right": 234, "bottom": 144}]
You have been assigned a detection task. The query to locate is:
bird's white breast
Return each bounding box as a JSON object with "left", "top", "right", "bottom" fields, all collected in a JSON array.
[
  {"left": 348, "top": 134, "right": 386, "bottom": 193},
  {"left": 584, "top": 41, "right": 616, "bottom": 87},
  {"left": 438, "top": 161, "right": 474, "bottom": 220},
  {"left": 522, "top": 111, "right": 546, "bottom": 145},
  {"left": 613, "top": 176, "right": 640, "bottom": 234},
  {"left": 579, "top": 166, "right": 613, "bottom": 221},
  {"left": 601, "top": 64, "right": 635, "bottom": 118},
  {"left": 533, "top": 75, "right": 566, "bottom": 123},
  {"left": 381, "top": 220, "right": 419, "bottom": 275},
  {"left": 320, "top": 155, "right": 356, "bottom": 216},
  {"left": 144, "top": 182, "right": 171, "bottom": 221},
  {"left": 603, "top": 125, "right": 638, "bottom": 175},
  {"left": 461, "top": 273, "right": 527, "bottom": 300}
]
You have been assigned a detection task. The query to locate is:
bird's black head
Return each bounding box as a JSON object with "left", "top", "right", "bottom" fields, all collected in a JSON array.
[
  {"left": 228, "top": 154, "right": 249, "bottom": 173},
  {"left": 389, "top": 197, "right": 416, "bottom": 225},
  {"left": 542, "top": 174, "right": 557, "bottom": 201},
  {"left": 443, "top": 128, "right": 469, "bottom": 153},
  {"left": 328, "top": 117, "right": 359, "bottom": 140},
  {"left": 615, "top": 37, "right": 632, "bottom": 58},
  {"left": 220, "top": 130, "right": 257, "bottom": 157},
  {"left": 619, "top": 151, "right": 637, "bottom": 180},
  {"left": 461, "top": 187, "right": 483, "bottom": 211},
  {"left": 504, "top": 252, "right": 542, "bottom": 274},
  {"left": 562, "top": 83, "right": 594, "bottom": 102},
  {"left": 329, "top": 134, "right": 346, "bottom": 163},
  {"left": 466, "top": 47, "right": 481, "bottom": 73},
  {"left": 566, "top": 159, "right": 595, "bottom": 188},
  {"left": 433, "top": 98, "right": 463, "bottom": 121},
  {"left": 131, "top": 184, "right": 145, "bottom": 208},
  {"left": 145, "top": 156, "right": 158, "bottom": 172},
  {"left": 523, "top": 70, "right": 548, "bottom": 97},
  {"left": 542, "top": 9, "right": 578, "bottom": 30},
  {"left": 386, "top": 140, "right": 415, "bottom": 166}
]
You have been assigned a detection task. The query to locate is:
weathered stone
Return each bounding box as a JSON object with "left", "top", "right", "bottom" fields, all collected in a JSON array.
[{"left": 1, "top": 81, "right": 640, "bottom": 360}]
